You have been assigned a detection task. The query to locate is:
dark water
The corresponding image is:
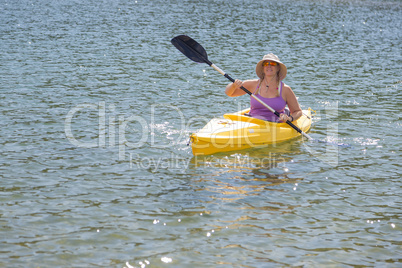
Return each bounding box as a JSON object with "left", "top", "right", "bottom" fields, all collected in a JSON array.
[{"left": 1, "top": 0, "right": 401, "bottom": 267}]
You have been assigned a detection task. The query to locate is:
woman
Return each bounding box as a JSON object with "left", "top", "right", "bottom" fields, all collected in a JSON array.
[{"left": 225, "top": 53, "right": 302, "bottom": 123}]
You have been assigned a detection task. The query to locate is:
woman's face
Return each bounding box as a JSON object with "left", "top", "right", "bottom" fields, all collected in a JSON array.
[{"left": 263, "top": 61, "right": 280, "bottom": 77}]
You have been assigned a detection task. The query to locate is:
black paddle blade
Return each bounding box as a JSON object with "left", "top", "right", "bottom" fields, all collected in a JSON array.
[{"left": 171, "top": 35, "right": 212, "bottom": 66}]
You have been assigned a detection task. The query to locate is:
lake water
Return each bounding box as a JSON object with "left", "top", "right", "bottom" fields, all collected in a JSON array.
[{"left": 1, "top": 0, "right": 401, "bottom": 267}]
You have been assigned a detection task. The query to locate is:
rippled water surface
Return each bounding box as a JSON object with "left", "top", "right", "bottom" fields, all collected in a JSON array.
[{"left": 1, "top": 0, "right": 401, "bottom": 267}]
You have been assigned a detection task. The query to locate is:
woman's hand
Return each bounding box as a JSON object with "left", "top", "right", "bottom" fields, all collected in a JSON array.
[
  {"left": 233, "top": 79, "right": 243, "bottom": 89},
  {"left": 279, "top": 113, "right": 293, "bottom": 122},
  {"left": 225, "top": 79, "right": 245, "bottom": 97}
]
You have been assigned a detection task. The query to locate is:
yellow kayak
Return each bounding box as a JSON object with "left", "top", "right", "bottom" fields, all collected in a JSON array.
[{"left": 190, "top": 108, "right": 313, "bottom": 155}]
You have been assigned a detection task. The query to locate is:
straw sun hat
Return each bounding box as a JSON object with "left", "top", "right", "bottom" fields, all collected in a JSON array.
[{"left": 255, "top": 53, "right": 287, "bottom": 80}]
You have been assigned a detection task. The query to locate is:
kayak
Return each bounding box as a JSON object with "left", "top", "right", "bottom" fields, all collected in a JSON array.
[{"left": 190, "top": 108, "right": 313, "bottom": 155}]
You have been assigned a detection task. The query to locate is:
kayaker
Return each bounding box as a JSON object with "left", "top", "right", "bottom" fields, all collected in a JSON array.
[{"left": 225, "top": 53, "right": 302, "bottom": 123}]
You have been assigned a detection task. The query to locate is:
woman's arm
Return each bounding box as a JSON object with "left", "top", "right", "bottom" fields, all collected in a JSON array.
[{"left": 281, "top": 85, "right": 302, "bottom": 121}]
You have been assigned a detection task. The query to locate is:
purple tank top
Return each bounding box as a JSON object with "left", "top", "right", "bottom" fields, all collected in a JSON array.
[{"left": 249, "top": 81, "right": 287, "bottom": 122}]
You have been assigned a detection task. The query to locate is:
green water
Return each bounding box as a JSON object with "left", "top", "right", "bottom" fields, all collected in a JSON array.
[{"left": 1, "top": 0, "right": 401, "bottom": 267}]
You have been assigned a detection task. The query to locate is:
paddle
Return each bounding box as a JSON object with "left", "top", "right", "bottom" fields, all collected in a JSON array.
[{"left": 171, "top": 35, "right": 313, "bottom": 141}]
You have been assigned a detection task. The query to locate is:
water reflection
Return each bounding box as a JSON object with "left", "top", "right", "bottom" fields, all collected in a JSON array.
[
  {"left": 187, "top": 145, "right": 307, "bottom": 218},
  {"left": 189, "top": 139, "right": 307, "bottom": 169}
]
